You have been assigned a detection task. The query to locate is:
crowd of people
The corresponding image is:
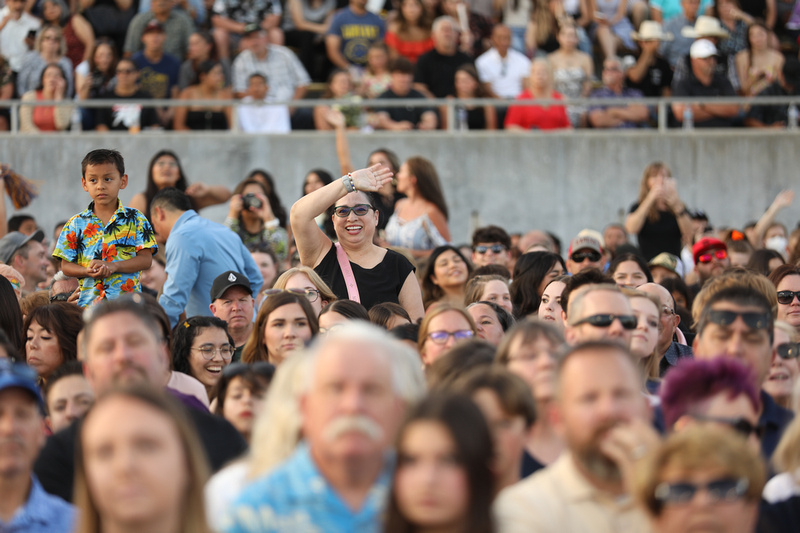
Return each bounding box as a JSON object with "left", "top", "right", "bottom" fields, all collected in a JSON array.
[
  {"left": 1, "top": 0, "right": 800, "bottom": 131},
  {"left": 0, "top": 145, "right": 798, "bottom": 532}
]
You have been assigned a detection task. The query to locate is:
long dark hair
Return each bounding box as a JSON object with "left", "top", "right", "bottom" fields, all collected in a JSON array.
[
  {"left": 143, "top": 150, "right": 192, "bottom": 220},
  {"left": 385, "top": 392, "right": 495, "bottom": 533},
  {"left": 510, "top": 251, "right": 566, "bottom": 317},
  {"left": 302, "top": 169, "right": 335, "bottom": 239},
  {"left": 0, "top": 276, "right": 23, "bottom": 351},
  {"left": 171, "top": 316, "right": 234, "bottom": 378},
  {"left": 243, "top": 169, "right": 288, "bottom": 228},
  {"left": 241, "top": 291, "right": 319, "bottom": 364},
  {"left": 422, "top": 245, "right": 473, "bottom": 308},
  {"left": 608, "top": 252, "right": 653, "bottom": 283},
  {"left": 405, "top": 157, "right": 449, "bottom": 220}
]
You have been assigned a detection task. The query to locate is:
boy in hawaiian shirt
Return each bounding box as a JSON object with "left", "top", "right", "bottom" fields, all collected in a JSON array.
[{"left": 53, "top": 149, "right": 158, "bottom": 307}]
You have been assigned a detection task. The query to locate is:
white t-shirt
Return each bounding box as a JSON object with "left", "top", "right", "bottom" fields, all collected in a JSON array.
[
  {"left": 0, "top": 9, "right": 41, "bottom": 72},
  {"left": 237, "top": 95, "right": 291, "bottom": 133},
  {"left": 475, "top": 47, "right": 531, "bottom": 99}
]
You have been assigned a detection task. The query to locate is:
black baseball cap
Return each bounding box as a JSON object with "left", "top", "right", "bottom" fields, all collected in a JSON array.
[{"left": 210, "top": 271, "right": 252, "bottom": 301}]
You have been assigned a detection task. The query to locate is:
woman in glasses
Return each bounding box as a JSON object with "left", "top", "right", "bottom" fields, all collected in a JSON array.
[
  {"left": 624, "top": 161, "right": 693, "bottom": 261},
  {"left": 418, "top": 303, "right": 477, "bottom": 367},
  {"left": 290, "top": 164, "right": 424, "bottom": 321},
  {"left": 634, "top": 426, "right": 765, "bottom": 533},
  {"left": 212, "top": 362, "right": 275, "bottom": 443},
  {"left": 762, "top": 321, "right": 799, "bottom": 411},
  {"left": 769, "top": 264, "right": 800, "bottom": 334},
  {"left": 241, "top": 291, "right": 319, "bottom": 365},
  {"left": 271, "top": 266, "right": 337, "bottom": 317},
  {"left": 384, "top": 157, "right": 451, "bottom": 258},
  {"left": 171, "top": 316, "right": 235, "bottom": 401}
]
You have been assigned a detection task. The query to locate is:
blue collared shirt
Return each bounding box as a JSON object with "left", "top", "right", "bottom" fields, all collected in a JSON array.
[
  {"left": 0, "top": 475, "right": 76, "bottom": 533},
  {"left": 158, "top": 210, "right": 263, "bottom": 328},
  {"left": 221, "top": 442, "right": 393, "bottom": 533}
]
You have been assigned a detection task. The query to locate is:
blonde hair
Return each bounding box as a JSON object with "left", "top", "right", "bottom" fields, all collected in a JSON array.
[
  {"left": 637, "top": 162, "right": 671, "bottom": 224},
  {"left": 464, "top": 274, "right": 508, "bottom": 307},
  {"left": 418, "top": 302, "right": 477, "bottom": 355},
  {"left": 626, "top": 290, "right": 663, "bottom": 383},
  {"left": 271, "top": 266, "right": 337, "bottom": 304}
]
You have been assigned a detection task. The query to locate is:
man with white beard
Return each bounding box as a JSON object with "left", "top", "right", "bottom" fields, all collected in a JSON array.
[{"left": 222, "top": 322, "right": 423, "bottom": 533}]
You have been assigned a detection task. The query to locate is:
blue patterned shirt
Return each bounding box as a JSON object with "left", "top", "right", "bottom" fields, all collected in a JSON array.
[
  {"left": 53, "top": 199, "right": 158, "bottom": 307},
  {"left": 0, "top": 475, "right": 76, "bottom": 533},
  {"left": 221, "top": 442, "right": 393, "bottom": 533}
]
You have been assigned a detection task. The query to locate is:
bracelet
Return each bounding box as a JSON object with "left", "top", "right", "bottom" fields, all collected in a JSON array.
[{"left": 342, "top": 173, "right": 356, "bottom": 193}]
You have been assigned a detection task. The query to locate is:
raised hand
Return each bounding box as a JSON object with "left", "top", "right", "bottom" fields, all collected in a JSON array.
[
  {"left": 771, "top": 189, "right": 794, "bottom": 211},
  {"left": 349, "top": 164, "right": 394, "bottom": 192}
]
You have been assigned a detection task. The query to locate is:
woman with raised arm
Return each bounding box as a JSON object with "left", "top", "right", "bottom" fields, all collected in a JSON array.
[{"left": 290, "top": 165, "right": 424, "bottom": 322}]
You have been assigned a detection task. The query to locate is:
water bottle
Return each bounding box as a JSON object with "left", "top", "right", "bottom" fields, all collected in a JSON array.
[
  {"left": 457, "top": 106, "right": 468, "bottom": 132},
  {"left": 682, "top": 106, "right": 693, "bottom": 130},
  {"left": 788, "top": 104, "right": 798, "bottom": 130},
  {"left": 70, "top": 107, "right": 82, "bottom": 133}
]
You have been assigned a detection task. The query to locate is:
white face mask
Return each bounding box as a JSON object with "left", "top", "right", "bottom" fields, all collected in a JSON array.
[{"left": 765, "top": 236, "right": 788, "bottom": 258}]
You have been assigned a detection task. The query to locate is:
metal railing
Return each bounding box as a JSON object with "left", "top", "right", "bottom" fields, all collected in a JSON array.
[{"left": 4, "top": 95, "right": 800, "bottom": 133}]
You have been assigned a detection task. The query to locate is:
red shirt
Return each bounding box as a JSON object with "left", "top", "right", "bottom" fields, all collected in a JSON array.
[
  {"left": 504, "top": 90, "right": 571, "bottom": 130},
  {"left": 385, "top": 31, "right": 435, "bottom": 64}
]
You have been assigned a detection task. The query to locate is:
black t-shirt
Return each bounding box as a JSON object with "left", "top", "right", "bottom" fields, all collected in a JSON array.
[
  {"left": 414, "top": 49, "right": 474, "bottom": 98},
  {"left": 314, "top": 245, "right": 415, "bottom": 310},
  {"left": 626, "top": 55, "right": 673, "bottom": 97},
  {"left": 628, "top": 202, "right": 683, "bottom": 260},
  {"left": 95, "top": 89, "right": 159, "bottom": 131},
  {"left": 672, "top": 69, "right": 738, "bottom": 128},
  {"left": 747, "top": 82, "right": 789, "bottom": 126},
  {"left": 376, "top": 88, "right": 436, "bottom": 127}
]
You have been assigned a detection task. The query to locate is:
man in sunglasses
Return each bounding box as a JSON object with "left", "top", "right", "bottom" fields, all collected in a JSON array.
[
  {"left": 692, "top": 285, "right": 793, "bottom": 460},
  {"left": 565, "top": 284, "right": 635, "bottom": 348},
  {"left": 471, "top": 225, "right": 512, "bottom": 269},
  {"left": 689, "top": 237, "right": 730, "bottom": 296},
  {"left": 566, "top": 235, "right": 605, "bottom": 275},
  {"left": 210, "top": 271, "right": 256, "bottom": 363}
]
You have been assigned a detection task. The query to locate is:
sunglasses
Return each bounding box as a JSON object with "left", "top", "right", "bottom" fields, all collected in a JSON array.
[
  {"left": 262, "top": 288, "right": 320, "bottom": 302},
  {"left": 697, "top": 249, "right": 727, "bottom": 264},
  {"left": 777, "top": 342, "right": 800, "bottom": 360},
  {"left": 427, "top": 329, "right": 474, "bottom": 345},
  {"left": 777, "top": 290, "right": 800, "bottom": 305},
  {"left": 654, "top": 478, "right": 749, "bottom": 508},
  {"left": 572, "top": 314, "right": 637, "bottom": 330},
  {"left": 690, "top": 413, "right": 764, "bottom": 439},
  {"left": 706, "top": 310, "right": 770, "bottom": 330},
  {"left": 571, "top": 251, "right": 602, "bottom": 263},
  {"left": 49, "top": 292, "right": 71, "bottom": 303},
  {"left": 474, "top": 244, "right": 507, "bottom": 254},
  {"left": 333, "top": 204, "right": 373, "bottom": 218}
]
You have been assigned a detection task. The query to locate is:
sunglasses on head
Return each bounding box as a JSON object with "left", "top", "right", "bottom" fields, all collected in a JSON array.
[
  {"left": 262, "top": 288, "right": 320, "bottom": 302},
  {"left": 571, "top": 251, "right": 602, "bottom": 263},
  {"left": 697, "top": 249, "right": 727, "bottom": 264},
  {"left": 654, "top": 478, "right": 749, "bottom": 508},
  {"left": 706, "top": 310, "right": 770, "bottom": 330},
  {"left": 572, "top": 314, "right": 637, "bottom": 330},
  {"left": 474, "top": 244, "right": 506, "bottom": 255},
  {"left": 690, "top": 413, "right": 764, "bottom": 439},
  {"left": 777, "top": 290, "right": 800, "bottom": 305},
  {"left": 777, "top": 342, "right": 800, "bottom": 360},
  {"left": 333, "top": 204, "right": 373, "bottom": 218}
]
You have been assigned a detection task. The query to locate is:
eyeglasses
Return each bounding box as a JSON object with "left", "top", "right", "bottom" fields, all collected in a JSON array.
[
  {"left": 697, "top": 249, "right": 727, "bottom": 264},
  {"left": 192, "top": 344, "right": 234, "bottom": 360},
  {"left": 49, "top": 292, "right": 71, "bottom": 303},
  {"left": 661, "top": 306, "right": 675, "bottom": 316},
  {"left": 654, "top": 478, "right": 749, "bottom": 508},
  {"left": 0, "top": 360, "right": 38, "bottom": 381},
  {"left": 474, "top": 244, "right": 507, "bottom": 254},
  {"left": 427, "top": 330, "right": 474, "bottom": 344},
  {"left": 572, "top": 314, "right": 638, "bottom": 330},
  {"left": 690, "top": 413, "right": 764, "bottom": 439},
  {"left": 116, "top": 68, "right": 135, "bottom": 74},
  {"left": 570, "top": 251, "right": 602, "bottom": 263},
  {"left": 777, "top": 342, "right": 800, "bottom": 360},
  {"left": 777, "top": 290, "right": 800, "bottom": 305},
  {"left": 706, "top": 310, "right": 770, "bottom": 330},
  {"left": 262, "top": 288, "right": 320, "bottom": 302},
  {"left": 333, "top": 204, "right": 373, "bottom": 218}
]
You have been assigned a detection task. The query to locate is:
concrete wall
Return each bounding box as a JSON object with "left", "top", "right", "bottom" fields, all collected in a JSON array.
[{"left": 3, "top": 130, "right": 799, "bottom": 246}]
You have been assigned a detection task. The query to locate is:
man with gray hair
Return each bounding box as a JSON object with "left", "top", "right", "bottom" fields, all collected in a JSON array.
[
  {"left": 414, "top": 16, "right": 473, "bottom": 98},
  {"left": 223, "top": 322, "right": 424, "bottom": 533},
  {"left": 565, "top": 284, "right": 636, "bottom": 349}
]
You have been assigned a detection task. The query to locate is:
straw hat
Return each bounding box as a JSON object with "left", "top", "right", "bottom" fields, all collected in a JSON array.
[
  {"left": 631, "top": 21, "right": 674, "bottom": 41},
  {"left": 681, "top": 16, "right": 730, "bottom": 38}
]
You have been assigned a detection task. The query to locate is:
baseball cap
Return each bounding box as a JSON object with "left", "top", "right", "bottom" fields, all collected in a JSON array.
[
  {"left": 0, "top": 360, "right": 45, "bottom": 412},
  {"left": 690, "top": 39, "right": 718, "bottom": 59},
  {"left": 0, "top": 229, "right": 45, "bottom": 264},
  {"left": 692, "top": 237, "right": 726, "bottom": 264},
  {"left": 143, "top": 20, "right": 164, "bottom": 34},
  {"left": 210, "top": 271, "right": 252, "bottom": 301},
  {"left": 648, "top": 252, "right": 680, "bottom": 275},
  {"left": 242, "top": 23, "right": 262, "bottom": 36},
  {"left": 568, "top": 235, "right": 603, "bottom": 256}
]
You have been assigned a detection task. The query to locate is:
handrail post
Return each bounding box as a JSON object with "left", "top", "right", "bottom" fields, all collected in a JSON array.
[
  {"left": 10, "top": 102, "right": 18, "bottom": 133},
  {"left": 446, "top": 98, "right": 455, "bottom": 132},
  {"left": 657, "top": 99, "right": 667, "bottom": 132}
]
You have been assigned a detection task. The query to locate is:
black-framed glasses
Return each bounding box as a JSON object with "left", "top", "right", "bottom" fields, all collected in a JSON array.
[
  {"left": 427, "top": 330, "right": 474, "bottom": 344},
  {"left": 333, "top": 204, "right": 373, "bottom": 218},
  {"left": 697, "top": 249, "right": 727, "bottom": 264},
  {"left": 192, "top": 344, "right": 234, "bottom": 360},
  {"left": 474, "top": 244, "right": 507, "bottom": 254},
  {"left": 571, "top": 251, "right": 602, "bottom": 263},
  {"left": 707, "top": 310, "right": 770, "bottom": 330},
  {"left": 49, "top": 292, "right": 71, "bottom": 303},
  {"left": 777, "top": 290, "right": 800, "bottom": 305},
  {"left": 262, "top": 288, "right": 320, "bottom": 302},
  {"left": 572, "top": 314, "right": 637, "bottom": 330},
  {"left": 654, "top": 478, "right": 749, "bottom": 507},
  {"left": 690, "top": 413, "right": 764, "bottom": 439},
  {"left": 777, "top": 342, "right": 800, "bottom": 360},
  {"left": 0, "top": 360, "right": 38, "bottom": 382}
]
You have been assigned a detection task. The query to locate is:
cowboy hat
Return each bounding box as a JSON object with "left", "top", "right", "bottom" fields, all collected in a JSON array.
[
  {"left": 681, "top": 16, "right": 730, "bottom": 38},
  {"left": 631, "top": 20, "right": 674, "bottom": 41}
]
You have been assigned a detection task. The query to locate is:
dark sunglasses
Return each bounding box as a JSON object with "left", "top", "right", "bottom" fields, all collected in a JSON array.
[
  {"left": 707, "top": 310, "right": 770, "bottom": 330},
  {"left": 777, "top": 290, "right": 800, "bottom": 305},
  {"left": 572, "top": 314, "right": 637, "bottom": 330},
  {"left": 777, "top": 342, "right": 800, "bottom": 360},
  {"left": 571, "top": 251, "right": 602, "bottom": 263},
  {"left": 697, "top": 249, "right": 727, "bottom": 264},
  {"left": 49, "top": 292, "right": 71, "bottom": 303},
  {"left": 474, "top": 244, "right": 507, "bottom": 254},
  {"left": 691, "top": 413, "right": 765, "bottom": 439},
  {"left": 333, "top": 204, "right": 373, "bottom": 218},
  {"left": 654, "top": 478, "right": 749, "bottom": 508}
]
